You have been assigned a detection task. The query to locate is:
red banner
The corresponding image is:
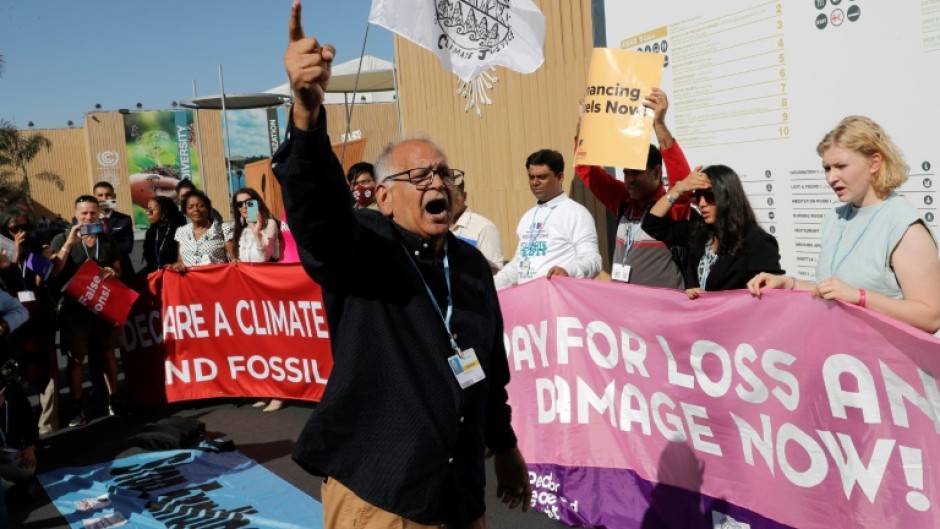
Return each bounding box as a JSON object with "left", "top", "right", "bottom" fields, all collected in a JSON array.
[
  {"left": 121, "top": 264, "right": 333, "bottom": 403},
  {"left": 62, "top": 259, "right": 140, "bottom": 325}
]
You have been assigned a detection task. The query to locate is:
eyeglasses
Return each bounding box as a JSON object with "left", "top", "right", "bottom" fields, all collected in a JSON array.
[
  {"left": 7, "top": 224, "right": 30, "bottom": 234},
  {"left": 691, "top": 189, "right": 717, "bottom": 204},
  {"left": 383, "top": 167, "right": 465, "bottom": 189}
]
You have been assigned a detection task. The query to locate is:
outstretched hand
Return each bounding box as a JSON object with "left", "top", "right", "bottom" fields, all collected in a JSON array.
[{"left": 284, "top": 0, "right": 335, "bottom": 129}]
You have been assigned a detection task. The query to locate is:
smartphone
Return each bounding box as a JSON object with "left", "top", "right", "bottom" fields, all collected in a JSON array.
[
  {"left": 100, "top": 199, "right": 118, "bottom": 210},
  {"left": 80, "top": 221, "right": 105, "bottom": 235},
  {"left": 246, "top": 200, "right": 259, "bottom": 223}
]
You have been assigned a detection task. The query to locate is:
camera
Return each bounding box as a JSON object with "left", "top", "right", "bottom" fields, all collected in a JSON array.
[
  {"left": 80, "top": 221, "right": 105, "bottom": 236},
  {"left": 0, "top": 357, "right": 26, "bottom": 391}
]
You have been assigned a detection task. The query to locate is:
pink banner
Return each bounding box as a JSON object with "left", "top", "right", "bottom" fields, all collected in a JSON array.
[{"left": 499, "top": 278, "right": 940, "bottom": 529}]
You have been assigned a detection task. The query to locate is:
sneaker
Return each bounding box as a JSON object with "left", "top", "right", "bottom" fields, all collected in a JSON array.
[
  {"left": 68, "top": 410, "right": 87, "bottom": 428},
  {"left": 108, "top": 397, "right": 125, "bottom": 417},
  {"left": 262, "top": 399, "right": 285, "bottom": 413}
]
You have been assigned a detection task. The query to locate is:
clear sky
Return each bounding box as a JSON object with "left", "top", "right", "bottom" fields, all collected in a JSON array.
[{"left": 0, "top": 0, "right": 393, "bottom": 129}]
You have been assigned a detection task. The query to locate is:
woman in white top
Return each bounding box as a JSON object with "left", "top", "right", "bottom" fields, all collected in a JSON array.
[
  {"left": 230, "top": 187, "right": 280, "bottom": 264},
  {"left": 748, "top": 115, "right": 940, "bottom": 333},
  {"left": 169, "top": 190, "right": 234, "bottom": 271},
  {"left": 230, "top": 188, "right": 285, "bottom": 412}
]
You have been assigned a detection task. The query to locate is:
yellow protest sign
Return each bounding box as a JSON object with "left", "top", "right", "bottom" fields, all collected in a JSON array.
[{"left": 575, "top": 49, "right": 664, "bottom": 169}]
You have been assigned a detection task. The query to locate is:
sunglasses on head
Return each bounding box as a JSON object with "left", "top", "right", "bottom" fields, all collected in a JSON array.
[{"left": 691, "top": 189, "right": 717, "bottom": 204}]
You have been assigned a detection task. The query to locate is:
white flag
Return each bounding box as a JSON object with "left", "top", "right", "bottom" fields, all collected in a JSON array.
[{"left": 369, "top": 0, "right": 546, "bottom": 83}]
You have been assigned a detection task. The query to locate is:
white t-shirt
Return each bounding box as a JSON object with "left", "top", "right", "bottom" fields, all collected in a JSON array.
[{"left": 494, "top": 192, "right": 602, "bottom": 290}]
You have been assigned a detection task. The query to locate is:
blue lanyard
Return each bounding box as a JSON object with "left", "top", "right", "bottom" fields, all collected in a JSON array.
[
  {"left": 527, "top": 203, "right": 556, "bottom": 243},
  {"left": 620, "top": 206, "right": 648, "bottom": 264},
  {"left": 828, "top": 200, "right": 888, "bottom": 276},
  {"left": 403, "top": 240, "right": 460, "bottom": 355},
  {"left": 81, "top": 237, "right": 100, "bottom": 263}
]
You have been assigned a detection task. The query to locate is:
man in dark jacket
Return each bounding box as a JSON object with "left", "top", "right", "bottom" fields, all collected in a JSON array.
[{"left": 273, "top": 2, "right": 531, "bottom": 528}]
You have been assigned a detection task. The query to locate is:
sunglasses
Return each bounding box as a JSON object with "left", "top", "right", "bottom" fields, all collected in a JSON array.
[
  {"left": 691, "top": 189, "right": 717, "bottom": 204},
  {"left": 7, "top": 224, "right": 30, "bottom": 234},
  {"left": 234, "top": 200, "right": 249, "bottom": 208}
]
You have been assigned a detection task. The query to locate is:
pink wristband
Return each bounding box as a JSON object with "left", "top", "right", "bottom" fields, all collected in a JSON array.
[{"left": 858, "top": 288, "right": 867, "bottom": 308}]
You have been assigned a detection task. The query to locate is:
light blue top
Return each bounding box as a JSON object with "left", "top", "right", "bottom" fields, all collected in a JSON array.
[{"left": 816, "top": 194, "right": 930, "bottom": 299}]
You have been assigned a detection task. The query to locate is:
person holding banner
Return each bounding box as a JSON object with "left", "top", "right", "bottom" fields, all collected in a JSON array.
[
  {"left": 169, "top": 190, "right": 235, "bottom": 271},
  {"left": 140, "top": 196, "right": 186, "bottom": 274},
  {"left": 643, "top": 165, "right": 784, "bottom": 298},
  {"left": 0, "top": 206, "right": 59, "bottom": 434},
  {"left": 50, "top": 195, "right": 124, "bottom": 427},
  {"left": 274, "top": 2, "right": 530, "bottom": 527},
  {"left": 230, "top": 188, "right": 285, "bottom": 412},
  {"left": 748, "top": 116, "right": 940, "bottom": 333},
  {"left": 494, "top": 149, "right": 602, "bottom": 290}
]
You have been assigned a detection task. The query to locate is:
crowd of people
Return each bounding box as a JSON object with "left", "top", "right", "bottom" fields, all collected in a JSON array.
[
  {"left": 0, "top": 175, "right": 293, "bottom": 525},
  {"left": 3, "top": 4, "right": 939, "bottom": 527}
]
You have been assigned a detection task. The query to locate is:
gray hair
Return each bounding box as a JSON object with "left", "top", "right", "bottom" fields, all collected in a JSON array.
[{"left": 374, "top": 137, "right": 448, "bottom": 187}]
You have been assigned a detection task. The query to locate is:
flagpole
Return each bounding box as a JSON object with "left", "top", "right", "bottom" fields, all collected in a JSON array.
[
  {"left": 341, "top": 22, "right": 371, "bottom": 169},
  {"left": 391, "top": 43, "right": 404, "bottom": 139},
  {"left": 219, "top": 64, "right": 234, "bottom": 197}
]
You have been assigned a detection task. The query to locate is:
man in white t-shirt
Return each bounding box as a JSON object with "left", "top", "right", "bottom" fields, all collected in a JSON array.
[{"left": 494, "top": 149, "right": 601, "bottom": 290}]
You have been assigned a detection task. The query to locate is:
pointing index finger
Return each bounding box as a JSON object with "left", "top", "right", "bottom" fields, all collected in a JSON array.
[{"left": 289, "top": 0, "right": 305, "bottom": 43}]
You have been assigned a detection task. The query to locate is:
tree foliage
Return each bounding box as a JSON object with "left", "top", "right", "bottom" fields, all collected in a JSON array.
[{"left": 0, "top": 119, "right": 66, "bottom": 208}]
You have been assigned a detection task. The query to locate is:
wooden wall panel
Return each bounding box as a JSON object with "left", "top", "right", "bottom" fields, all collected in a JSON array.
[
  {"left": 17, "top": 127, "right": 92, "bottom": 222},
  {"left": 394, "top": 0, "right": 610, "bottom": 266},
  {"left": 323, "top": 102, "right": 400, "bottom": 169}
]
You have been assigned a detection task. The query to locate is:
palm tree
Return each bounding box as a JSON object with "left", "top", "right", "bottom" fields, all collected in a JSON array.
[{"left": 0, "top": 119, "right": 65, "bottom": 207}]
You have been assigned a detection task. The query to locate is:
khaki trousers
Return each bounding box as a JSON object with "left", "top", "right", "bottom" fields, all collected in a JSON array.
[{"left": 322, "top": 478, "right": 485, "bottom": 529}]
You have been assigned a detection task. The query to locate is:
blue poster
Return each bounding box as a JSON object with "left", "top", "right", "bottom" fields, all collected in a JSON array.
[{"left": 38, "top": 449, "right": 323, "bottom": 529}]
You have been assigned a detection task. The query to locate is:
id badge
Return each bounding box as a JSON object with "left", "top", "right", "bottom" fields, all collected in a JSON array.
[
  {"left": 611, "top": 263, "right": 632, "bottom": 283},
  {"left": 17, "top": 290, "right": 37, "bottom": 303},
  {"left": 447, "top": 348, "right": 486, "bottom": 389}
]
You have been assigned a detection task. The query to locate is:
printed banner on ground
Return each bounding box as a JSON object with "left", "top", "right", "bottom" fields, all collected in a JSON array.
[
  {"left": 499, "top": 278, "right": 940, "bottom": 529},
  {"left": 152, "top": 264, "right": 332, "bottom": 403},
  {"left": 38, "top": 449, "right": 323, "bottom": 529},
  {"left": 576, "top": 48, "right": 664, "bottom": 169}
]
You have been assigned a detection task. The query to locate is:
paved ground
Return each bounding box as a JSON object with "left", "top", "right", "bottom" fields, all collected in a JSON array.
[{"left": 7, "top": 396, "right": 567, "bottom": 529}]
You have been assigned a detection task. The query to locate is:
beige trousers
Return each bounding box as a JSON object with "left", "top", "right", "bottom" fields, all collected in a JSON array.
[{"left": 321, "top": 478, "right": 485, "bottom": 529}]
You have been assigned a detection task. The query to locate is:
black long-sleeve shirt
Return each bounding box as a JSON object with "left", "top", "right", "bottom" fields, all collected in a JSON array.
[
  {"left": 643, "top": 212, "right": 784, "bottom": 290},
  {"left": 273, "top": 110, "right": 517, "bottom": 525}
]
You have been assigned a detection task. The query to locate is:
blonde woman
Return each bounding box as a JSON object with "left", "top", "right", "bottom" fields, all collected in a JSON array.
[{"left": 748, "top": 116, "right": 940, "bottom": 333}]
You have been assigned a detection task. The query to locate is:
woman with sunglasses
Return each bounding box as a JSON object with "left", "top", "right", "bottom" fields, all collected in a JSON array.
[
  {"left": 141, "top": 196, "right": 186, "bottom": 274},
  {"left": 643, "top": 165, "right": 784, "bottom": 299},
  {"left": 229, "top": 188, "right": 284, "bottom": 412},
  {"left": 748, "top": 116, "right": 940, "bottom": 333},
  {"left": 0, "top": 206, "right": 60, "bottom": 434},
  {"left": 230, "top": 188, "right": 280, "bottom": 264}
]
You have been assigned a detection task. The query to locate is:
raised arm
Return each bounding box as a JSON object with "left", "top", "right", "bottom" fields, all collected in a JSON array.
[{"left": 645, "top": 88, "right": 692, "bottom": 220}]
